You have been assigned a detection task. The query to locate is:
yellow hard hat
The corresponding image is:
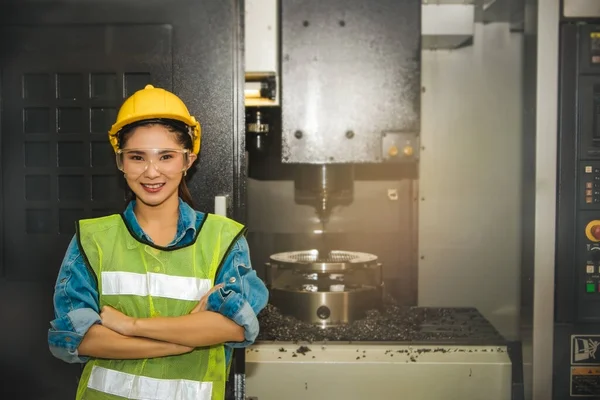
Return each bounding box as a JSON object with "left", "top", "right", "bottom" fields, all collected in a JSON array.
[{"left": 108, "top": 85, "right": 201, "bottom": 154}]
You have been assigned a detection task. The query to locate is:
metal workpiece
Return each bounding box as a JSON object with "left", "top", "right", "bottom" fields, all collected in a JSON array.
[
  {"left": 270, "top": 287, "right": 382, "bottom": 327},
  {"left": 280, "top": 0, "right": 421, "bottom": 164},
  {"left": 266, "top": 250, "right": 383, "bottom": 325},
  {"left": 245, "top": 342, "right": 512, "bottom": 400},
  {"left": 268, "top": 249, "right": 378, "bottom": 271}
]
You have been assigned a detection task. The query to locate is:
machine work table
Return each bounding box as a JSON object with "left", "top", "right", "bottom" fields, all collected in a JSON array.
[{"left": 245, "top": 303, "right": 515, "bottom": 400}]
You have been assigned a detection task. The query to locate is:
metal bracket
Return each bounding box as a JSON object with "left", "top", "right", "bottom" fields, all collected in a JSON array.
[{"left": 381, "top": 131, "right": 420, "bottom": 163}]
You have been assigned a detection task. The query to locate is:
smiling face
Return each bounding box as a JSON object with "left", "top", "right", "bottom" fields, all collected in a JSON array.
[{"left": 119, "top": 124, "right": 196, "bottom": 208}]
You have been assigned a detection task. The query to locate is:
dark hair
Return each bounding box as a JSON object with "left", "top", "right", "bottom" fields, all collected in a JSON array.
[{"left": 118, "top": 119, "right": 196, "bottom": 209}]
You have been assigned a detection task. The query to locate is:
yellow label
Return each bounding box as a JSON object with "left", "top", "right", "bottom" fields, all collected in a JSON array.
[
  {"left": 591, "top": 33, "right": 600, "bottom": 39},
  {"left": 572, "top": 367, "right": 600, "bottom": 375}
]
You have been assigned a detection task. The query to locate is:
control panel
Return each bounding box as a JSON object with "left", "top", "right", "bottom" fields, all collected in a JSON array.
[
  {"left": 580, "top": 162, "right": 600, "bottom": 208},
  {"left": 583, "top": 219, "right": 600, "bottom": 290},
  {"left": 578, "top": 78, "right": 600, "bottom": 159},
  {"left": 574, "top": 31, "right": 600, "bottom": 321},
  {"left": 555, "top": 22, "right": 600, "bottom": 399},
  {"left": 578, "top": 166, "right": 600, "bottom": 320}
]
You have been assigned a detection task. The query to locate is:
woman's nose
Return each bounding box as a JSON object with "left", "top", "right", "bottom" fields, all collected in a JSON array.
[{"left": 143, "top": 161, "right": 162, "bottom": 178}]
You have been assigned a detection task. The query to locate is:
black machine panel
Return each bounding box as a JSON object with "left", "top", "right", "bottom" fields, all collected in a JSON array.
[
  {"left": 0, "top": 1, "right": 245, "bottom": 399},
  {"left": 574, "top": 27, "right": 600, "bottom": 322},
  {"left": 556, "top": 22, "right": 600, "bottom": 399},
  {"left": 578, "top": 76, "right": 600, "bottom": 158},
  {"left": 0, "top": 1, "right": 246, "bottom": 280},
  {"left": 1, "top": 25, "right": 172, "bottom": 281}
]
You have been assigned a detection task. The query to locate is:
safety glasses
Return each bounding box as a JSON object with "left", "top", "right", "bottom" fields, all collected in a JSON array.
[{"left": 116, "top": 148, "right": 190, "bottom": 177}]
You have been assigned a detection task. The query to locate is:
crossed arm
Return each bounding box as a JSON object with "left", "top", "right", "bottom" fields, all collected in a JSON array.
[
  {"left": 49, "top": 236, "right": 267, "bottom": 363},
  {"left": 78, "top": 286, "right": 244, "bottom": 360}
]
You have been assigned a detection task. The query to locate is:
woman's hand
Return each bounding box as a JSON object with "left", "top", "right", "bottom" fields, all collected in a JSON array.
[
  {"left": 100, "top": 305, "right": 137, "bottom": 336},
  {"left": 191, "top": 284, "right": 224, "bottom": 313}
]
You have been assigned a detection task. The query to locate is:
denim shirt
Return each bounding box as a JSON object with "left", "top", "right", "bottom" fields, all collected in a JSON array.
[{"left": 48, "top": 198, "right": 269, "bottom": 366}]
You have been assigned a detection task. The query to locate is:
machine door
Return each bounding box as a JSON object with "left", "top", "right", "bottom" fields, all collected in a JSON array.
[
  {"left": 0, "top": 1, "right": 244, "bottom": 399},
  {"left": 1, "top": 25, "right": 174, "bottom": 281}
]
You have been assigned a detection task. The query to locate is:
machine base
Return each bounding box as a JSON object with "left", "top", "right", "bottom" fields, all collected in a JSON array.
[{"left": 245, "top": 342, "right": 512, "bottom": 400}]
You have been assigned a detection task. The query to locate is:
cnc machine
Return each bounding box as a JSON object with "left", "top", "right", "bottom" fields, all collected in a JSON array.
[{"left": 243, "top": 1, "right": 523, "bottom": 399}]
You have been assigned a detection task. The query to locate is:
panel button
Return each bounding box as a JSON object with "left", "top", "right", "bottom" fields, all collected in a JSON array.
[
  {"left": 586, "top": 221, "right": 600, "bottom": 242},
  {"left": 587, "top": 265, "right": 595, "bottom": 273},
  {"left": 586, "top": 166, "right": 593, "bottom": 173},
  {"left": 588, "top": 182, "right": 594, "bottom": 189},
  {"left": 587, "top": 282, "right": 596, "bottom": 293}
]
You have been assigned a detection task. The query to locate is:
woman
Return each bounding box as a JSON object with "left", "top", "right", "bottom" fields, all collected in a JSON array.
[{"left": 48, "top": 85, "right": 268, "bottom": 400}]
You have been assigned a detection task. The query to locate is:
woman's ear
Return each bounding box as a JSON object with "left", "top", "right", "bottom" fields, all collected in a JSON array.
[{"left": 187, "top": 153, "right": 198, "bottom": 169}]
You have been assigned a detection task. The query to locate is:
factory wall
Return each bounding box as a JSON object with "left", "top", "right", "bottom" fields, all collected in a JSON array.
[{"left": 418, "top": 22, "right": 524, "bottom": 341}]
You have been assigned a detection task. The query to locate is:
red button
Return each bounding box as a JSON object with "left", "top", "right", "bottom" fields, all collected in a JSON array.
[{"left": 592, "top": 225, "right": 600, "bottom": 241}]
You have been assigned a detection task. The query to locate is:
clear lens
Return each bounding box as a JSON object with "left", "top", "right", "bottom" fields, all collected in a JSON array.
[{"left": 116, "top": 148, "right": 189, "bottom": 177}]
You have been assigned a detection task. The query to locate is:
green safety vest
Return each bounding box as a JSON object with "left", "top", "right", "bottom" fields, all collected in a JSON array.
[{"left": 74, "top": 213, "right": 245, "bottom": 400}]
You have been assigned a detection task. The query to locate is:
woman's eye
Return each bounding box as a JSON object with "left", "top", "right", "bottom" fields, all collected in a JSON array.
[
  {"left": 128, "top": 155, "right": 144, "bottom": 161},
  {"left": 160, "top": 154, "right": 174, "bottom": 161}
]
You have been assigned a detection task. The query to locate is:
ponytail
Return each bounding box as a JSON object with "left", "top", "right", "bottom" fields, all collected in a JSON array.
[{"left": 178, "top": 179, "right": 195, "bottom": 209}]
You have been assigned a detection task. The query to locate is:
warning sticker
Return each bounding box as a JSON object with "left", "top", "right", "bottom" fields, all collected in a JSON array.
[
  {"left": 572, "top": 336, "right": 600, "bottom": 365},
  {"left": 571, "top": 336, "right": 600, "bottom": 396},
  {"left": 571, "top": 367, "right": 600, "bottom": 396}
]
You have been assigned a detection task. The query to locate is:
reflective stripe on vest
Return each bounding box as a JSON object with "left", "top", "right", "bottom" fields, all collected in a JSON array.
[
  {"left": 87, "top": 365, "right": 213, "bottom": 400},
  {"left": 101, "top": 271, "right": 212, "bottom": 301},
  {"left": 75, "top": 212, "right": 245, "bottom": 400}
]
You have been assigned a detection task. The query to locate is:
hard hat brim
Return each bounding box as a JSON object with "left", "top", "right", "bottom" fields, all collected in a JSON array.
[{"left": 108, "top": 115, "right": 201, "bottom": 155}]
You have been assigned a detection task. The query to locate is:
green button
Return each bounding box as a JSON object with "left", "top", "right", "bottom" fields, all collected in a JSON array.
[{"left": 587, "top": 283, "right": 596, "bottom": 293}]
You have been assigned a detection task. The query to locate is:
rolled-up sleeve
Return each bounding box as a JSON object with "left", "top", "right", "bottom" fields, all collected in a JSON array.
[
  {"left": 207, "top": 236, "right": 269, "bottom": 347},
  {"left": 48, "top": 236, "right": 101, "bottom": 363}
]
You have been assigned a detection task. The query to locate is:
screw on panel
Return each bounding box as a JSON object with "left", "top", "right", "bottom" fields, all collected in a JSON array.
[
  {"left": 339, "top": 20, "right": 346, "bottom": 27},
  {"left": 303, "top": 21, "right": 309, "bottom": 27},
  {"left": 346, "top": 130, "right": 355, "bottom": 139},
  {"left": 294, "top": 130, "right": 303, "bottom": 139}
]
